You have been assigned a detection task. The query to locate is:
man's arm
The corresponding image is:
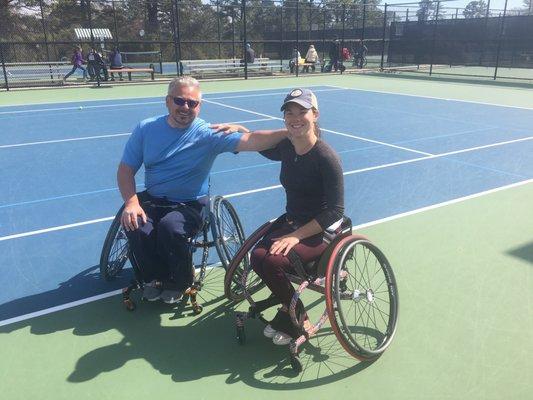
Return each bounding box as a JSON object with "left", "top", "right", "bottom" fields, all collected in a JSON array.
[{"left": 117, "top": 162, "right": 146, "bottom": 231}]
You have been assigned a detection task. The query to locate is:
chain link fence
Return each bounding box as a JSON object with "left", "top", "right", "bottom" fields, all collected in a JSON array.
[{"left": 1, "top": 0, "right": 532, "bottom": 90}]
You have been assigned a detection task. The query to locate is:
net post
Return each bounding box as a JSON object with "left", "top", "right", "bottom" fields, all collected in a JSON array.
[
  {"left": 429, "top": 0, "right": 441, "bottom": 76},
  {"left": 322, "top": 6, "right": 326, "bottom": 63},
  {"left": 380, "top": 3, "right": 388, "bottom": 70},
  {"left": 493, "top": 0, "right": 508, "bottom": 80}
]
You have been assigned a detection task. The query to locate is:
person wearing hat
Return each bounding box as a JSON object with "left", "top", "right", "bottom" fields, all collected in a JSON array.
[
  {"left": 303, "top": 44, "right": 319, "bottom": 73},
  {"left": 215, "top": 88, "right": 344, "bottom": 345},
  {"left": 245, "top": 43, "right": 255, "bottom": 64}
]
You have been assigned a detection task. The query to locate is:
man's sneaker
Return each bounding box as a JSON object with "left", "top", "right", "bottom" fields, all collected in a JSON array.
[
  {"left": 272, "top": 332, "right": 292, "bottom": 346},
  {"left": 143, "top": 281, "right": 162, "bottom": 301},
  {"left": 263, "top": 324, "right": 277, "bottom": 338},
  {"left": 160, "top": 289, "right": 183, "bottom": 304}
]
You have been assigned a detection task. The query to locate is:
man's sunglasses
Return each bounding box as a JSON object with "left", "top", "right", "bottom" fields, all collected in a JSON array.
[{"left": 171, "top": 96, "right": 200, "bottom": 109}]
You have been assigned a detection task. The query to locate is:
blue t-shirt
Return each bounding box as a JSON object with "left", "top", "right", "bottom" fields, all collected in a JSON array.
[{"left": 122, "top": 115, "right": 243, "bottom": 202}]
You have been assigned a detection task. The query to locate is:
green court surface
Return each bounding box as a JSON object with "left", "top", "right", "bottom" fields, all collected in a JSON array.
[
  {"left": 1, "top": 73, "right": 533, "bottom": 108},
  {"left": 1, "top": 181, "right": 531, "bottom": 400}
]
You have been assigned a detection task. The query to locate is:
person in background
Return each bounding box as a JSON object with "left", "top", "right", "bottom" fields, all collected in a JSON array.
[
  {"left": 328, "top": 36, "right": 341, "bottom": 72},
  {"left": 353, "top": 39, "right": 368, "bottom": 69},
  {"left": 109, "top": 47, "right": 124, "bottom": 81},
  {"left": 303, "top": 44, "right": 319, "bottom": 73},
  {"left": 87, "top": 48, "right": 108, "bottom": 81},
  {"left": 289, "top": 47, "right": 301, "bottom": 74},
  {"left": 245, "top": 43, "right": 255, "bottom": 64},
  {"left": 63, "top": 46, "right": 87, "bottom": 81}
]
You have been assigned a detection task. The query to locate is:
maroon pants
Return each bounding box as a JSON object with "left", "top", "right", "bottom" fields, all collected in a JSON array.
[{"left": 251, "top": 223, "right": 327, "bottom": 307}]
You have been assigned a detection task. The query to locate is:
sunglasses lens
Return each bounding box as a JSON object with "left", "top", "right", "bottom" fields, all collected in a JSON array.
[{"left": 173, "top": 97, "right": 199, "bottom": 108}]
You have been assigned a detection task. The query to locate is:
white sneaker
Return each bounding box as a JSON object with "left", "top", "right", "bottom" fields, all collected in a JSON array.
[
  {"left": 272, "top": 332, "right": 292, "bottom": 345},
  {"left": 263, "top": 324, "right": 277, "bottom": 338}
]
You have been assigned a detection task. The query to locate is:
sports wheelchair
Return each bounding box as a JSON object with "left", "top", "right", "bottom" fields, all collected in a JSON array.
[
  {"left": 223, "top": 215, "right": 399, "bottom": 373},
  {"left": 100, "top": 192, "right": 245, "bottom": 314}
]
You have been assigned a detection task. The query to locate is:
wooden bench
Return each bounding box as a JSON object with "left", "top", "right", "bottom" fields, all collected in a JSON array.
[{"left": 108, "top": 68, "right": 154, "bottom": 81}]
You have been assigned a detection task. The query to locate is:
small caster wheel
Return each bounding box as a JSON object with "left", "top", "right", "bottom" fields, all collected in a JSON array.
[
  {"left": 192, "top": 305, "right": 203, "bottom": 314},
  {"left": 290, "top": 356, "right": 302, "bottom": 373},
  {"left": 236, "top": 326, "right": 246, "bottom": 345},
  {"left": 124, "top": 299, "right": 136, "bottom": 311}
]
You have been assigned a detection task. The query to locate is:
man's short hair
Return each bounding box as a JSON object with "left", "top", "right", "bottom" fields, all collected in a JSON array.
[{"left": 168, "top": 77, "right": 202, "bottom": 100}]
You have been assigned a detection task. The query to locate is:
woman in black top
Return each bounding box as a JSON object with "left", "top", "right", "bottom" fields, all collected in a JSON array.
[{"left": 215, "top": 88, "right": 344, "bottom": 345}]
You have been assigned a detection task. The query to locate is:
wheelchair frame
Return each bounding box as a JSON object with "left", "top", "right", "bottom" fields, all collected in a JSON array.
[
  {"left": 99, "top": 195, "right": 245, "bottom": 313},
  {"left": 223, "top": 216, "right": 399, "bottom": 373}
]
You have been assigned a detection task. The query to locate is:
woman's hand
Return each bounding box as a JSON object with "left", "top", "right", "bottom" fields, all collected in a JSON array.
[
  {"left": 210, "top": 124, "right": 249, "bottom": 135},
  {"left": 269, "top": 235, "right": 300, "bottom": 256}
]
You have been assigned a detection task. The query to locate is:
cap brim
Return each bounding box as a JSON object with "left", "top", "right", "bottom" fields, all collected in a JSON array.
[{"left": 280, "top": 99, "right": 313, "bottom": 111}]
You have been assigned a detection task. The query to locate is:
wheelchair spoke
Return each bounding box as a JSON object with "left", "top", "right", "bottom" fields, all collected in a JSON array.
[{"left": 328, "top": 238, "right": 399, "bottom": 358}]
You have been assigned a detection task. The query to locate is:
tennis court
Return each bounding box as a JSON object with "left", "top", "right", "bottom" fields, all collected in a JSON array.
[{"left": 0, "top": 74, "right": 531, "bottom": 399}]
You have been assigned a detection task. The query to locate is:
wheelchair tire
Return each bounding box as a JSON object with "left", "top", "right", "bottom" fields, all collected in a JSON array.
[
  {"left": 99, "top": 205, "right": 130, "bottom": 281},
  {"left": 325, "top": 235, "right": 399, "bottom": 360},
  {"left": 212, "top": 196, "right": 246, "bottom": 270},
  {"left": 223, "top": 221, "right": 272, "bottom": 302}
]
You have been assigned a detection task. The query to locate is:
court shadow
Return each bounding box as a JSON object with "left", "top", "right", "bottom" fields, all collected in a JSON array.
[
  {"left": 0, "top": 264, "right": 132, "bottom": 322},
  {"left": 507, "top": 241, "right": 533, "bottom": 265},
  {"left": 1, "top": 289, "right": 373, "bottom": 389}
]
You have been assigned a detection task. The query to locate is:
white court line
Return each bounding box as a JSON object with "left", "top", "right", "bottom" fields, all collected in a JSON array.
[
  {"left": 0, "top": 85, "right": 336, "bottom": 115},
  {"left": 0, "top": 179, "right": 531, "bottom": 327},
  {"left": 207, "top": 87, "right": 345, "bottom": 100},
  {"left": 326, "top": 85, "right": 533, "bottom": 111},
  {"left": 1, "top": 135, "right": 531, "bottom": 243},
  {"left": 0, "top": 118, "right": 274, "bottom": 149},
  {"left": 203, "top": 98, "right": 433, "bottom": 156}
]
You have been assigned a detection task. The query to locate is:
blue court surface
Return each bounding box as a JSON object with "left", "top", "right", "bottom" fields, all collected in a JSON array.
[{"left": 1, "top": 84, "right": 532, "bottom": 324}]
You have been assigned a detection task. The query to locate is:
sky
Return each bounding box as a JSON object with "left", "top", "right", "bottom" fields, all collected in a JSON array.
[{"left": 384, "top": 0, "right": 528, "bottom": 11}]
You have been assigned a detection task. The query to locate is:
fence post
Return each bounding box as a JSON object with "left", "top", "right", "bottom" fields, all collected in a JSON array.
[
  {"left": 111, "top": 0, "right": 120, "bottom": 48},
  {"left": 429, "top": 1, "right": 440, "bottom": 76},
  {"left": 361, "top": 0, "right": 367, "bottom": 41},
  {"left": 380, "top": 3, "right": 388, "bottom": 70},
  {"left": 322, "top": 7, "right": 326, "bottom": 62},
  {"left": 242, "top": 0, "right": 248, "bottom": 79},
  {"left": 216, "top": 0, "right": 221, "bottom": 58},
  {"left": 279, "top": 6, "right": 283, "bottom": 70},
  {"left": 171, "top": 0, "right": 180, "bottom": 75},
  {"left": 479, "top": 0, "right": 491, "bottom": 66},
  {"left": 232, "top": 5, "right": 236, "bottom": 59},
  {"left": 493, "top": 0, "right": 508, "bottom": 80},
  {"left": 296, "top": 0, "right": 300, "bottom": 77},
  {"left": 341, "top": 3, "right": 346, "bottom": 74},
  {"left": 86, "top": 0, "right": 100, "bottom": 86},
  {"left": 0, "top": 43, "right": 9, "bottom": 91}
]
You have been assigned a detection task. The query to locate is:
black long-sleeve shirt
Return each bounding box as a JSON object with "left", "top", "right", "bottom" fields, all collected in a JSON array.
[{"left": 260, "top": 138, "right": 344, "bottom": 229}]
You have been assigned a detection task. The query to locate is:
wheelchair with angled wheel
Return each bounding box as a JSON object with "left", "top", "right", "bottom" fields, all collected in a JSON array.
[
  {"left": 100, "top": 192, "right": 245, "bottom": 314},
  {"left": 223, "top": 214, "right": 399, "bottom": 373}
]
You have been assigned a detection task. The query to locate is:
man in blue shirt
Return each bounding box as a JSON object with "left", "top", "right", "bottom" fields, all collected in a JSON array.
[{"left": 118, "top": 76, "right": 286, "bottom": 303}]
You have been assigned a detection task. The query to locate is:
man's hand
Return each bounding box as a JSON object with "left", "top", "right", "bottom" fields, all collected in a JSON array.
[
  {"left": 269, "top": 235, "right": 300, "bottom": 256},
  {"left": 210, "top": 123, "right": 249, "bottom": 135},
  {"left": 121, "top": 201, "right": 147, "bottom": 231}
]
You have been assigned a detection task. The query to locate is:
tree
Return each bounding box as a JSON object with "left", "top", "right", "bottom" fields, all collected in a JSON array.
[
  {"left": 463, "top": 0, "right": 488, "bottom": 18},
  {"left": 416, "top": 0, "right": 441, "bottom": 22}
]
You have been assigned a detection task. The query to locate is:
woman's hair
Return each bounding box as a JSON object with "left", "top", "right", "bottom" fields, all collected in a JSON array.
[{"left": 313, "top": 119, "right": 321, "bottom": 139}]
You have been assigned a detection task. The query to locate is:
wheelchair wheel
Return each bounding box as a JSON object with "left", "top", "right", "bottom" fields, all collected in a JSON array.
[
  {"left": 325, "top": 235, "right": 399, "bottom": 360},
  {"left": 99, "top": 205, "right": 130, "bottom": 281},
  {"left": 224, "top": 221, "right": 272, "bottom": 301},
  {"left": 212, "top": 196, "right": 245, "bottom": 270}
]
